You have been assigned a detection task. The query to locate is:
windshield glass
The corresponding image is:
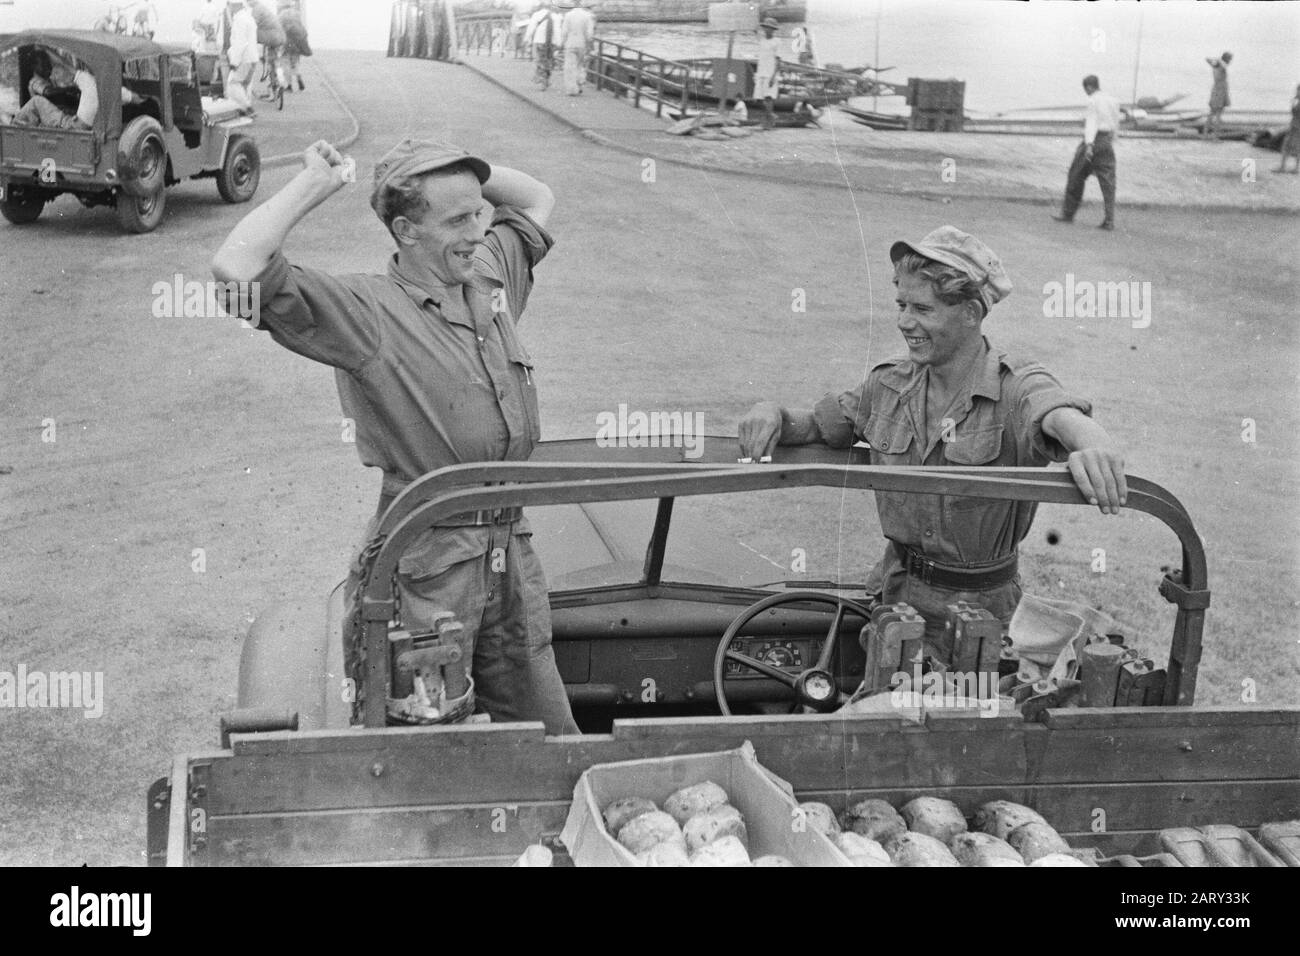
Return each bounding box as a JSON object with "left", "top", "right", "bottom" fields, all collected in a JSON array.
[
  {"left": 527, "top": 487, "right": 881, "bottom": 593},
  {"left": 664, "top": 487, "right": 880, "bottom": 590}
]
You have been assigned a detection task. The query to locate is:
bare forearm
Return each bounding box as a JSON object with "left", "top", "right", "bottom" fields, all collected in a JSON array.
[
  {"left": 212, "top": 175, "right": 330, "bottom": 281},
  {"left": 738, "top": 403, "right": 819, "bottom": 459},
  {"left": 778, "top": 407, "right": 821, "bottom": 445},
  {"left": 481, "top": 165, "right": 554, "bottom": 226},
  {"left": 213, "top": 142, "right": 347, "bottom": 282},
  {"left": 1043, "top": 407, "right": 1127, "bottom": 513},
  {"left": 1042, "top": 407, "right": 1113, "bottom": 452}
]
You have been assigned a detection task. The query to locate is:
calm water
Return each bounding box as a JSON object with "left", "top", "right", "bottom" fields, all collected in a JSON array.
[{"left": 4, "top": 0, "right": 1296, "bottom": 112}]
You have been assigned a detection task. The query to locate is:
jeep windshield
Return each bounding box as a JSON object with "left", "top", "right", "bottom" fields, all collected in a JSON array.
[{"left": 522, "top": 451, "right": 880, "bottom": 595}]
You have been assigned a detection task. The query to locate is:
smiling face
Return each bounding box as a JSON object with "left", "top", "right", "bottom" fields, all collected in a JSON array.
[
  {"left": 894, "top": 271, "right": 982, "bottom": 369},
  {"left": 394, "top": 169, "right": 488, "bottom": 285}
]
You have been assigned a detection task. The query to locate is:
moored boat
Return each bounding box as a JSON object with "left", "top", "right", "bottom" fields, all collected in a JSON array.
[
  {"left": 617, "top": 55, "right": 859, "bottom": 110},
  {"left": 454, "top": 0, "right": 807, "bottom": 24}
]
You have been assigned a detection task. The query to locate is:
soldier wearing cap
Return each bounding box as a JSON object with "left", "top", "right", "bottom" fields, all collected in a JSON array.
[
  {"left": 754, "top": 17, "right": 782, "bottom": 129},
  {"left": 212, "top": 138, "right": 579, "bottom": 734},
  {"left": 737, "top": 226, "right": 1126, "bottom": 663}
]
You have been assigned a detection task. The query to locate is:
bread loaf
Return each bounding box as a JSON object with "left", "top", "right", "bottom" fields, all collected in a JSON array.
[{"left": 664, "top": 781, "right": 730, "bottom": 825}]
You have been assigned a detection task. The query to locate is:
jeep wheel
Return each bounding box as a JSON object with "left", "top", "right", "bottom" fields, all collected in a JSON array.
[
  {"left": 0, "top": 187, "right": 45, "bottom": 225},
  {"left": 217, "top": 136, "right": 261, "bottom": 204},
  {"left": 116, "top": 185, "right": 166, "bottom": 233},
  {"left": 118, "top": 116, "right": 168, "bottom": 198}
]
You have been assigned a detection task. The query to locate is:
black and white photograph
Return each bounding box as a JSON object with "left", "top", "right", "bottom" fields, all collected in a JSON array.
[{"left": 0, "top": 0, "right": 1297, "bottom": 907}]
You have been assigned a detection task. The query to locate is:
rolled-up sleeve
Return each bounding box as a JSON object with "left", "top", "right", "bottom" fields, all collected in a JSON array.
[
  {"left": 474, "top": 205, "right": 554, "bottom": 324},
  {"left": 1011, "top": 365, "right": 1093, "bottom": 464},
  {"left": 238, "top": 251, "right": 380, "bottom": 373},
  {"left": 813, "top": 381, "right": 870, "bottom": 449}
]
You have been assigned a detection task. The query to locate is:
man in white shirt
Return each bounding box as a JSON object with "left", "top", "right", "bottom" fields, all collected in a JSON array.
[
  {"left": 1053, "top": 74, "right": 1121, "bottom": 231},
  {"left": 558, "top": 0, "right": 596, "bottom": 97},
  {"left": 194, "top": 0, "right": 230, "bottom": 91},
  {"left": 527, "top": 2, "right": 562, "bottom": 91},
  {"left": 754, "top": 16, "right": 781, "bottom": 128},
  {"left": 225, "top": 0, "right": 260, "bottom": 109}
]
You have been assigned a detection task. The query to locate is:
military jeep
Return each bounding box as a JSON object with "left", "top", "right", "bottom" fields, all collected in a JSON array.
[
  {"left": 0, "top": 30, "right": 260, "bottom": 233},
  {"left": 144, "top": 440, "right": 1300, "bottom": 866}
]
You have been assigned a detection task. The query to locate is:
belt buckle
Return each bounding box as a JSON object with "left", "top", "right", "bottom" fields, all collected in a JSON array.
[{"left": 908, "top": 550, "right": 932, "bottom": 585}]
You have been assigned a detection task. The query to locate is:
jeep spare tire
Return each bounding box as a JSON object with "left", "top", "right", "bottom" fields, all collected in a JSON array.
[
  {"left": 217, "top": 136, "right": 260, "bottom": 204},
  {"left": 117, "top": 116, "right": 167, "bottom": 198}
]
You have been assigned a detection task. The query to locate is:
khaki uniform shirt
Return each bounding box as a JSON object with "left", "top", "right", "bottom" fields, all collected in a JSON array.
[
  {"left": 812, "top": 338, "right": 1092, "bottom": 566},
  {"left": 251, "top": 205, "right": 553, "bottom": 578}
]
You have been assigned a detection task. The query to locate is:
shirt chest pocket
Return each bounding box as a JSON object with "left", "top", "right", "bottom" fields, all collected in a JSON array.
[
  {"left": 943, "top": 424, "right": 1004, "bottom": 465},
  {"left": 501, "top": 332, "right": 541, "bottom": 444},
  {"left": 865, "top": 415, "right": 916, "bottom": 461}
]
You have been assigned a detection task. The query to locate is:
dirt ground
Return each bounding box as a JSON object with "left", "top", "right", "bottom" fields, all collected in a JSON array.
[{"left": 1, "top": 51, "right": 1298, "bottom": 865}]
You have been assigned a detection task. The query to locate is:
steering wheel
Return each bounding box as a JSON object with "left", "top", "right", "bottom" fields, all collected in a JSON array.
[{"left": 713, "top": 591, "right": 876, "bottom": 717}]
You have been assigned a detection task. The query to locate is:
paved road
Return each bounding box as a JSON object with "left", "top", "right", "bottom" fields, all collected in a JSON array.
[{"left": 1, "top": 50, "right": 1297, "bottom": 865}]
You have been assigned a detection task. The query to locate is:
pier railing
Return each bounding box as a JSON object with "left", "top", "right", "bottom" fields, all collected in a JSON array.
[
  {"left": 588, "top": 38, "right": 698, "bottom": 119},
  {"left": 455, "top": 15, "right": 525, "bottom": 58}
]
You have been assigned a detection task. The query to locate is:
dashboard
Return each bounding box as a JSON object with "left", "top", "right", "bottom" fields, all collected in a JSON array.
[{"left": 725, "top": 637, "right": 821, "bottom": 677}]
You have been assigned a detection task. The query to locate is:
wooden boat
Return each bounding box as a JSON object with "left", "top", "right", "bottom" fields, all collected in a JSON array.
[
  {"left": 588, "top": 0, "right": 806, "bottom": 22},
  {"left": 621, "top": 55, "right": 860, "bottom": 110},
  {"left": 837, "top": 104, "right": 909, "bottom": 131},
  {"left": 453, "top": 0, "right": 807, "bottom": 23}
]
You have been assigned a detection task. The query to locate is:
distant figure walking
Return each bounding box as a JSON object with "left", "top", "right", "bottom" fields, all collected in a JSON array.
[
  {"left": 527, "top": 2, "right": 561, "bottom": 91},
  {"left": 194, "top": 0, "right": 230, "bottom": 92},
  {"left": 278, "top": 0, "right": 312, "bottom": 92},
  {"left": 754, "top": 17, "right": 781, "bottom": 129},
  {"left": 225, "top": 0, "right": 259, "bottom": 109},
  {"left": 1277, "top": 83, "right": 1300, "bottom": 174},
  {"left": 1053, "top": 74, "right": 1121, "bottom": 231},
  {"left": 1205, "top": 51, "right": 1232, "bottom": 139},
  {"left": 559, "top": 0, "right": 596, "bottom": 97}
]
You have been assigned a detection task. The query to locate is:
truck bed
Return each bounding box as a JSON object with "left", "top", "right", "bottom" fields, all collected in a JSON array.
[{"left": 151, "top": 705, "right": 1300, "bottom": 866}]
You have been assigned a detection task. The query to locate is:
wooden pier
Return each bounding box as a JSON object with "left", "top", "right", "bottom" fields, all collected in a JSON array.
[{"left": 455, "top": 16, "right": 868, "bottom": 120}]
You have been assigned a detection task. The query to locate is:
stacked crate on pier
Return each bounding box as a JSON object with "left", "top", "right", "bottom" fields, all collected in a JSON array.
[{"left": 905, "top": 78, "right": 966, "bottom": 131}]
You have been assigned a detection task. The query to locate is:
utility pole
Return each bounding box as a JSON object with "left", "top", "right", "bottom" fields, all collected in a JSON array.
[
  {"left": 1130, "top": 2, "right": 1143, "bottom": 108},
  {"left": 873, "top": 0, "right": 882, "bottom": 111}
]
